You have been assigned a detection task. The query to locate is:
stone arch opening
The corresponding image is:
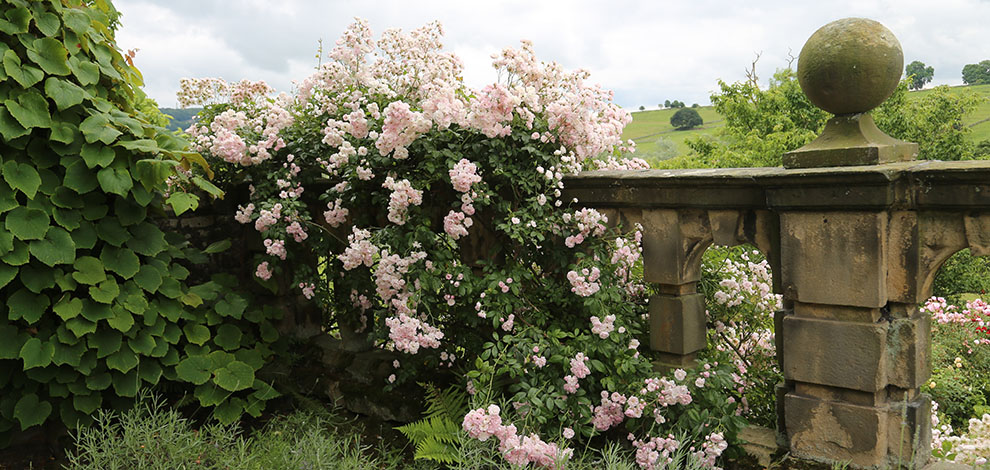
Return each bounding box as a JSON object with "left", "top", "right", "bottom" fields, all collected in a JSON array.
[{"left": 699, "top": 243, "right": 782, "bottom": 429}]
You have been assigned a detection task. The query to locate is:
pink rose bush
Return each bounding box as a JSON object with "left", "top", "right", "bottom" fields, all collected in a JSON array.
[{"left": 186, "top": 18, "right": 744, "bottom": 469}]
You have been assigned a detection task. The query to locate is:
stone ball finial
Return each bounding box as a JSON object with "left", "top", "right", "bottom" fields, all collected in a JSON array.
[{"left": 797, "top": 18, "right": 903, "bottom": 115}]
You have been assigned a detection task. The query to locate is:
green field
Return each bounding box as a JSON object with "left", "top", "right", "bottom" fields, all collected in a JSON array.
[{"left": 624, "top": 84, "right": 990, "bottom": 160}]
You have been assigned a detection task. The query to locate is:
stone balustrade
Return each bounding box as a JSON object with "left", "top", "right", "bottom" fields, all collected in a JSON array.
[{"left": 562, "top": 17, "right": 990, "bottom": 470}]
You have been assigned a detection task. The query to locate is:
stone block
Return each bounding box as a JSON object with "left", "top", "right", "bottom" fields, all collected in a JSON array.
[
  {"left": 785, "top": 392, "right": 888, "bottom": 468},
  {"left": 793, "top": 301, "right": 881, "bottom": 323},
  {"left": 964, "top": 213, "right": 990, "bottom": 256},
  {"left": 649, "top": 294, "right": 706, "bottom": 355},
  {"left": 885, "top": 314, "right": 931, "bottom": 390},
  {"left": 780, "top": 211, "right": 887, "bottom": 308},
  {"left": 641, "top": 209, "right": 712, "bottom": 285},
  {"left": 887, "top": 395, "right": 931, "bottom": 468},
  {"left": 707, "top": 210, "right": 744, "bottom": 246},
  {"left": 782, "top": 315, "right": 888, "bottom": 392}
]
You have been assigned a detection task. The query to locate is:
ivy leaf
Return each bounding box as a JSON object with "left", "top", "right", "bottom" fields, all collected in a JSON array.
[
  {"left": 96, "top": 217, "right": 129, "bottom": 246},
  {"left": 175, "top": 355, "right": 212, "bottom": 385},
  {"left": 7, "top": 288, "right": 49, "bottom": 324},
  {"left": 81, "top": 299, "right": 112, "bottom": 322},
  {"left": 50, "top": 121, "right": 78, "bottom": 144},
  {"left": 0, "top": 7, "right": 30, "bottom": 34},
  {"left": 63, "top": 9, "right": 91, "bottom": 34},
  {"left": 2, "top": 161, "right": 42, "bottom": 199},
  {"left": 79, "top": 114, "right": 121, "bottom": 145},
  {"left": 0, "top": 263, "right": 17, "bottom": 289},
  {"left": 19, "top": 337, "right": 54, "bottom": 369},
  {"left": 128, "top": 330, "right": 155, "bottom": 355},
  {"left": 5, "top": 89, "right": 52, "bottom": 129},
  {"left": 72, "top": 256, "right": 106, "bottom": 285},
  {"left": 80, "top": 143, "right": 115, "bottom": 168},
  {"left": 0, "top": 181, "right": 16, "bottom": 213},
  {"left": 65, "top": 317, "right": 97, "bottom": 337},
  {"left": 100, "top": 246, "right": 139, "bottom": 279},
  {"left": 0, "top": 324, "right": 26, "bottom": 359},
  {"left": 117, "top": 139, "right": 161, "bottom": 155},
  {"left": 213, "top": 324, "right": 243, "bottom": 351},
  {"left": 0, "top": 108, "right": 29, "bottom": 141},
  {"left": 89, "top": 277, "right": 119, "bottom": 304},
  {"left": 133, "top": 265, "right": 162, "bottom": 293},
  {"left": 13, "top": 394, "right": 51, "bottom": 431},
  {"left": 213, "top": 399, "right": 244, "bottom": 425},
  {"left": 29, "top": 226, "right": 75, "bottom": 266},
  {"left": 62, "top": 158, "right": 99, "bottom": 194},
  {"left": 68, "top": 55, "right": 100, "bottom": 86},
  {"left": 1, "top": 240, "right": 30, "bottom": 265},
  {"left": 112, "top": 370, "right": 139, "bottom": 397},
  {"left": 213, "top": 361, "right": 255, "bottom": 392},
  {"left": 126, "top": 223, "right": 166, "bottom": 256},
  {"left": 85, "top": 372, "right": 112, "bottom": 391},
  {"left": 26, "top": 38, "right": 71, "bottom": 76},
  {"left": 203, "top": 239, "right": 231, "bottom": 254},
  {"left": 166, "top": 192, "right": 198, "bottom": 216},
  {"left": 106, "top": 307, "right": 134, "bottom": 332},
  {"left": 88, "top": 328, "right": 121, "bottom": 358},
  {"left": 96, "top": 167, "right": 132, "bottom": 197},
  {"left": 33, "top": 10, "right": 60, "bottom": 36},
  {"left": 73, "top": 394, "right": 102, "bottom": 415},
  {"left": 106, "top": 347, "right": 138, "bottom": 373},
  {"left": 53, "top": 295, "right": 83, "bottom": 321},
  {"left": 4, "top": 50, "right": 44, "bottom": 88},
  {"left": 183, "top": 323, "right": 210, "bottom": 346},
  {"left": 44, "top": 78, "right": 86, "bottom": 111},
  {"left": 5, "top": 207, "right": 49, "bottom": 240},
  {"left": 192, "top": 176, "right": 224, "bottom": 199}
]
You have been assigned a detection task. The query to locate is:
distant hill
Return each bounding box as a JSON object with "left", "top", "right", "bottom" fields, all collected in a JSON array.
[
  {"left": 624, "top": 84, "right": 990, "bottom": 162},
  {"left": 159, "top": 107, "right": 201, "bottom": 133}
]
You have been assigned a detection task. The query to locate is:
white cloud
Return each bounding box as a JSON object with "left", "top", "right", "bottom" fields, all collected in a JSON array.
[{"left": 114, "top": 0, "right": 990, "bottom": 109}]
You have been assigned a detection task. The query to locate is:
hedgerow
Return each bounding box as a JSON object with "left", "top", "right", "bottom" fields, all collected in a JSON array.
[{"left": 0, "top": 0, "right": 281, "bottom": 442}]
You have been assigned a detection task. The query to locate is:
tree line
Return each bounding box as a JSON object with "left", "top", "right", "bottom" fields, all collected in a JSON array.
[{"left": 905, "top": 59, "right": 990, "bottom": 89}]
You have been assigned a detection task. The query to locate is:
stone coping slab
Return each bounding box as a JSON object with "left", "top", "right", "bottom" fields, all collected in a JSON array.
[{"left": 562, "top": 160, "right": 990, "bottom": 211}]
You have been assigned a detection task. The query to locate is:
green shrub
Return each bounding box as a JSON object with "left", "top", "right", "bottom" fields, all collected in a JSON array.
[
  {"left": 0, "top": 0, "right": 281, "bottom": 440},
  {"left": 65, "top": 392, "right": 398, "bottom": 470}
]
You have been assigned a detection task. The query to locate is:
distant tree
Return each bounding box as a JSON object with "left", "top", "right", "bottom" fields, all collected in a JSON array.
[
  {"left": 905, "top": 60, "right": 934, "bottom": 90},
  {"left": 639, "top": 105, "right": 645, "bottom": 111},
  {"left": 664, "top": 99, "right": 671, "bottom": 108},
  {"left": 975, "top": 139, "right": 990, "bottom": 159},
  {"left": 651, "top": 137, "right": 679, "bottom": 160},
  {"left": 691, "top": 103, "right": 699, "bottom": 108},
  {"left": 962, "top": 60, "right": 990, "bottom": 85},
  {"left": 670, "top": 108, "right": 703, "bottom": 130}
]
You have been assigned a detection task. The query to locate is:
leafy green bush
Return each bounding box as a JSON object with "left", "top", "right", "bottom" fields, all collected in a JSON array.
[
  {"left": 0, "top": 0, "right": 281, "bottom": 440},
  {"left": 932, "top": 249, "right": 990, "bottom": 304}
]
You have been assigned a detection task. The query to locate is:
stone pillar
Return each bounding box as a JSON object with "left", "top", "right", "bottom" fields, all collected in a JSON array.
[
  {"left": 640, "top": 209, "right": 712, "bottom": 368},
  {"left": 776, "top": 18, "right": 929, "bottom": 469}
]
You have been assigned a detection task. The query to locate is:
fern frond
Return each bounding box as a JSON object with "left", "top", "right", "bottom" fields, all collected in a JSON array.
[
  {"left": 396, "top": 415, "right": 460, "bottom": 444},
  {"left": 421, "top": 382, "right": 469, "bottom": 420},
  {"left": 415, "top": 436, "right": 461, "bottom": 464}
]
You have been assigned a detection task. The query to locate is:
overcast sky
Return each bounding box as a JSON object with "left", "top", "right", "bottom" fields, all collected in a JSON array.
[{"left": 113, "top": 0, "right": 990, "bottom": 110}]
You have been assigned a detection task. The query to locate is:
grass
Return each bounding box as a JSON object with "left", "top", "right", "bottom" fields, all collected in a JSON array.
[
  {"left": 623, "top": 83, "right": 990, "bottom": 160},
  {"left": 622, "top": 107, "right": 724, "bottom": 156},
  {"left": 62, "top": 391, "right": 695, "bottom": 470}
]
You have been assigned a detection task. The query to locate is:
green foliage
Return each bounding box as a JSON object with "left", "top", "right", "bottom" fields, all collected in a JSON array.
[
  {"left": 0, "top": 0, "right": 282, "bottom": 441},
  {"left": 397, "top": 383, "right": 470, "bottom": 465},
  {"left": 933, "top": 249, "right": 990, "bottom": 303},
  {"left": 905, "top": 60, "right": 934, "bottom": 90},
  {"left": 874, "top": 81, "right": 983, "bottom": 161},
  {"left": 670, "top": 107, "right": 703, "bottom": 130},
  {"left": 962, "top": 60, "right": 990, "bottom": 85},
  {"left": 65, "top": 393, "right": 398, "bottom": 470},
  {"left": 662, "top": 69, "right": 826, "bottom": 169}
]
